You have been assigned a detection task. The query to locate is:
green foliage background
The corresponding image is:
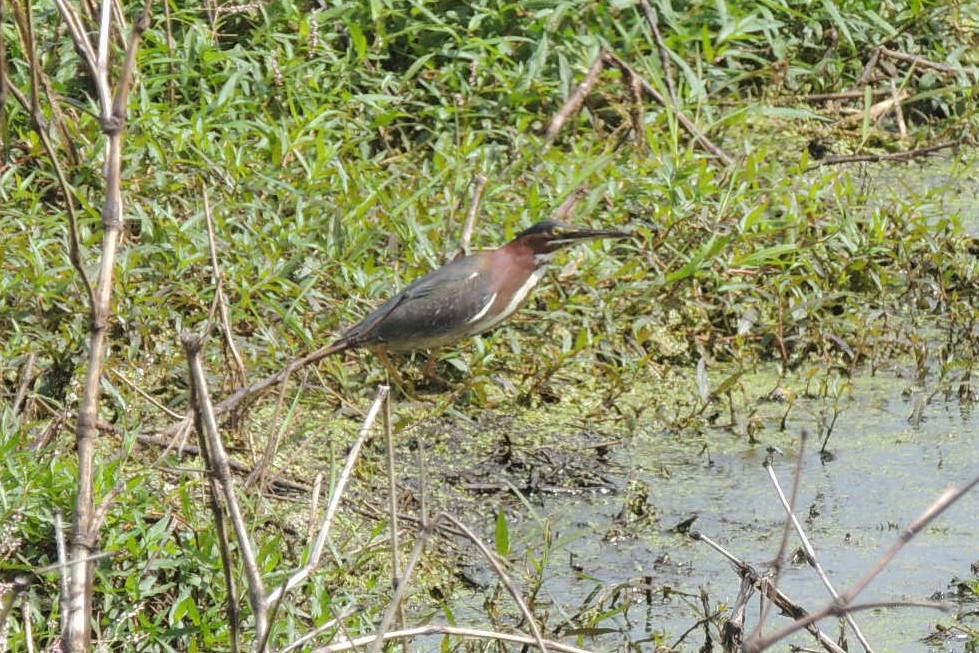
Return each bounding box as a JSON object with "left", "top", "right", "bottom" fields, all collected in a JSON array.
[{"left": 1, "top": 0, "right": 978, "bottom": 649}]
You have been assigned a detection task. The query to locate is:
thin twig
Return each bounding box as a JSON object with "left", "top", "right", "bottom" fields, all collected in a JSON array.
[
  {"left": 307, "top": 472, "right": 323, "bottom": 540},
  {"left": 416, "top": 437, "right": 428, "bottom": 528},
  {"left": 765, "top": 459, "right": 875, "bottom": 652},
  {"left": 382, "top": 391, "right": 404, "bottom": 633},
  {"left": 183, "top": 332, "right": 266, "bottom": 642},
  {"left": 626, "top": 68, "right": 647, "bottom": 150},
  {"left": 12, "top": 352, "right": 37, "bottom": 415},
  {"left": 810, "top": 138, "right": 970, "bottom": 169},
  {"left": 880, "top": 47, "right": 972, "bottom": 76},
  {"left": 743, "top": 472, "right": 979, "bottom": 652},
  {"left": 192, "top": 346, "right": 336, "bottom": 427},
  {"left": 550, "top": 185, "right": 588, "bottom": 223},
  {"left": 837, "top": 89, "right": 910, "bottom": 126},
  {"left": 265, "top": 385, "right": 390, "bottom": 606},
  {"left": 14, "top": 0, "right": 93, "bottom": 302},
  {"left": 891, "top": 80, "right": 907, "bottom": 140},
  {"left": 49, "top": 0, "right": 97, "bottom": 83},
  {"left": 261, "top": 398, "right": 388, "bottom": 647},
  {"left": 638, "top": 0, "right": 677, "bottom": 105},
  {"left": 248, "top": 376, "right": 304, "bottom": 491},
  {"left": 35, "top": 551, "right": 117, "bottom": 575},
  {"left": 692, "top": 531, "right": 846, "bottom": 653},
  {"left": 113, "top": 427, "right": 310, "bottom": 494},
  {"left": 857, "top": 48, "right": 881, "bottom": 86},
  {"left": 440, "top": 513, "right": 549, "bottom": 653},
  {"left": 544, "top": 53, "right": 606, "bottom": 142},
  {"left": 0, "top": 0, "right": 8, "bottom": 163},
  {"left": 189, "top": 351, "right": 242, "bottom": 653},
  {"left": 457, "top": 174, "right": 488, "bottom": 258},
  {"left": 749, "top": 434, "right": 808, "bottom": 641},
  {"left": 803, "top": 88, "right": 893, "bottom": 102},
  {"left": 601, "top": 49, "right": 734, "bottom": 165},
  {"left": 203, "top": 182, "right": 248, "bottom": 387},
  {"left": 278, "top": 607, "right": 359, "bottom": 653},
  {"left": 109, "top": 369, "right": 183, "bottom": 419},
  {"left": 311, "top": 624, "right": 596, "bottom": 653}
]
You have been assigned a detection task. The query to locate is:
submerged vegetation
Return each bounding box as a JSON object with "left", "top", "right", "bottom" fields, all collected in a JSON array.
[{"left": 1, "top": 0, "right": 978, "bottom": 650}]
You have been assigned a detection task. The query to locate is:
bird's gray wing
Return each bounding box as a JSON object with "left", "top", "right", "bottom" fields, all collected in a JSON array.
[{"left": 336, "top": 258, "right": 493, "bottom": 347}]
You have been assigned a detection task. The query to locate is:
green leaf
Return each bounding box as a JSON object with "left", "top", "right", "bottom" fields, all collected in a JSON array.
[
  {"left": 732, "top": 243, "right": 798, "bottom": 268},
  {"left": 345, "top": 20, "right": 367, "bottom": 60},
  {"left": 665, "top": 234, "right": 732, "bottom": 284},
  {"left": 495, "top": 508, "right": 510, "bottom": 557}
]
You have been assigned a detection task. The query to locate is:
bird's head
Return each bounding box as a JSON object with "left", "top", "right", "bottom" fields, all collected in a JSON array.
[{"left": 513, "top": 220, "right": 630, "bottom": 254}]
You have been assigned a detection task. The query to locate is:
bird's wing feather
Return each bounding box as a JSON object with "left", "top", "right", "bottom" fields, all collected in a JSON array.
[{"left": 334, "top": 258, "right": 491, "bottom": 348}]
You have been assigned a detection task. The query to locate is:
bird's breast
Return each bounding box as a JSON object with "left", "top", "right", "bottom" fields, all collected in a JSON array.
[{"left": 465, "top": 266, "right": 546, "bottom": 336}]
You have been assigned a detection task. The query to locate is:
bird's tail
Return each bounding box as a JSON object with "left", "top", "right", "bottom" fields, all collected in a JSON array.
[{"left": 307, "top": 337, "right": 355, "bottom": 362}]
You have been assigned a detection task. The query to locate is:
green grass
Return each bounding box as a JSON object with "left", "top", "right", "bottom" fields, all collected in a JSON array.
[{"left": 1, "top": 0, "right": 978, "bottom": 650}]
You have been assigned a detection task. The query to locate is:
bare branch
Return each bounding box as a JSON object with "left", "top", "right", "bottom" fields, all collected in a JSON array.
[
  {"left": 638, "top": 0, "right": 677, "bottom": 104},
  {"left": 278, "top": 607, "right": 359, "bottom": 653},
  {"left": 456, "top": 174, "right": 488, "bottom": 258},
  {"left": 312, "top": 624, "right": 599, "bottom": 653},
  {"left": 765, "top": 457, "right": 875, "bottom": 652},
  {"left": 810, "top": 138, "right": 971, "bottom": 169},
  {"left": 60, "top": 1, "right": 152, "bottom": 648},
  {"left": 183, "top": 332, "right": 266, "bottom": 642},
  {"left": 265, "top": 385, "right": 390, "bottom": 606},
  {"left": 749, "top": 435, "right": 808, "bottom": 642},
  {"left": 743, "top": 472, "right": 979, "bottom": 652},
  {"left": 49, "top": 0, "right": 98, "bottom": 86},
  {"left": 203, "top": 182, "right": 247, "bottom": 386},
  {"left": 12, "top": 0, "right": 94, "bottom": 300},
  {"left": 383, "top": 391, "right": 402, "bottom": 616},
  {"left": 12, "top": 353, "right": 37, "bottom": 415},
  {"left": 601, "top": 49, "right": 734, "bottom": 165},
  {"left": 545, "top": 53, "right": 606, "bottom": 142},
  {"left": 880, "top": 47, "right": 974, "bottom": 77},
  {"left": 692, "top": 531, "right": 847, "bottom": 653},
  {"left": 0, "top": 0, "right": 10, "bottom": 163}
]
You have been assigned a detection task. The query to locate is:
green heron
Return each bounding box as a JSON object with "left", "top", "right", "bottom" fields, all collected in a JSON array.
[{"left": 321, "top": 220, "right": 628, "bottom": 361}]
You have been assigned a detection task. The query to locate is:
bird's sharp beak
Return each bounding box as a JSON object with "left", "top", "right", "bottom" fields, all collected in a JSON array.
[{"left": 551, "top": 226, "right": 631, "bottom": 245}]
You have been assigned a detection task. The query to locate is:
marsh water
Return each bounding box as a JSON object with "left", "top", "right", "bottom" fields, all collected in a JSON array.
[
  {"left": 411, "top": 156, "right": 979, "bottom": 652},
  {"left": 423, "top": 370, "right": 978, "bottom": 652},
  {"left": 540, "top": 373, "right": 976, "bottom": 650}
]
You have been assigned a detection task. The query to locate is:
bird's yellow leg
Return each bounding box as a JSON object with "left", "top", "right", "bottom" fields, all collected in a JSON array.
[
  {"left": 376, "top": 347, "right": 415, "bottom": 396},
  {"left": 421, "top": 350, "right": 460, "bottom": 390}
]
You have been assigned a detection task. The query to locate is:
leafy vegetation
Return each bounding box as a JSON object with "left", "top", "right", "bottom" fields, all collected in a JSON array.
[{"left": 2, "top": 0, "right": 978, "bottom": 650}]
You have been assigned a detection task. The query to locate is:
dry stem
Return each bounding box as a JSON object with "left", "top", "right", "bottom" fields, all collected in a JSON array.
[
  {"left": 810, "top": 138, "right": 970, "bottom": 169},
  {"left": 184, "top": 332, "right": 266, "bottom": 643},
  {"left": 312, "top": 624, "right": 597, "bottom": 653},
  {"left": 748, "top": 436, "right": 808, "bottom": 642},
  {"left": 742, "top": 472, "right": 978, "bottom": 652},
  {"left": 456, "top": 173, "right": 488, "bottom": 257},
  {"left": 765, "top": 460, "right": 874, "bottom": 652},
  {"left": 52, "top": 0, "right": 152, "bottom": 648},
  {"left": 203, "top": 184, "right": 248, "bottom": 387},
  {"left": 265, "top": 385, "right": 390, "bottom": 606},
  {"left": 638, "top": 0, "right": 677, "bottom": 104}
]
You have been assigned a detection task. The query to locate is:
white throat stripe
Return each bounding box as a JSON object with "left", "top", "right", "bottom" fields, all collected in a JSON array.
[{"left": 465, "top": 293, "right": 497, "bottom": 325}]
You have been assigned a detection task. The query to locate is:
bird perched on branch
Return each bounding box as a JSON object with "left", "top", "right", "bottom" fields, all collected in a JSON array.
[{"left": 320, "top": 220, "right": 629, "bottom": 362}]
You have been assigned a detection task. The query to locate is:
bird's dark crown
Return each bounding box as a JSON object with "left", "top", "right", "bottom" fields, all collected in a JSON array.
[
  {"left": 512, "top": 220, "right": 629, "bottom": 253},
  {"left": 516, "top": 220, "right": 572, "bottom": 239}
]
